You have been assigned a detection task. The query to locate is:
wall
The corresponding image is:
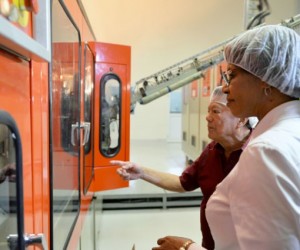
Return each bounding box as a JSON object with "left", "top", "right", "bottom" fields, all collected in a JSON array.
[{"left": 81, "top": 0, "right": 299, "bottom": 140}]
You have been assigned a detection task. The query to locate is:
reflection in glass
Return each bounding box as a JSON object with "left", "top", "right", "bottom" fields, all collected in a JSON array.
[
  {"left": 51, "top": 0, "right": 80, "bottom": 249},
  {"left": 0, "top": 124, "right": 17, "bottom": 249},
  {"left": 60, "top": 73, "right": 80, "bottom": 153},
  {"left": 100, "top": 74, "right": 121, "bottom": 157},
  {"left": 83, "top": 44, "right": 94, "bottom": 194}
]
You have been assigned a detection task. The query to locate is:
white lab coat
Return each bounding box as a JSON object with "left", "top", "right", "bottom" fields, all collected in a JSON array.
[{"left": 206, "top": 100, "right": 300, "bottom": 250}]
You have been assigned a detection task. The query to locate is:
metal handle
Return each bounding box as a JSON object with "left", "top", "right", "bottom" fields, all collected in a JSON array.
[
  {"left": 71, "top": 122, "right": 90, "bottom": 146},
  {"left": 71, "top": 122, "right": 80, "bottom": 146},
  {"left": 80, "top": 122, "right": 90, "bottom": 146},
  {"left": 7, "top": 233, "right": 48, "bottom": 250}
]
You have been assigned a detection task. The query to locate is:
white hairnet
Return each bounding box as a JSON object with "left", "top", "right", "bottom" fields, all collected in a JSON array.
[
  {"left": 210, "top": 86, "right": 227, "bottom": 105},
  {"left": 224, "top": 25, "right": 300, "bottom": 98}
]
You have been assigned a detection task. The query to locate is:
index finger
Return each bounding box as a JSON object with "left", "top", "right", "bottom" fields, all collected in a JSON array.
[{"left": 110, "top": 160, "right": 126, "bottom": 166}]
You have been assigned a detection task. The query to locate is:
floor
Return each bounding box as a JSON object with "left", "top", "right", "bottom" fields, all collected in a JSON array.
[{"left": 97, "top": 140, "right": 202, "bottom": 250}]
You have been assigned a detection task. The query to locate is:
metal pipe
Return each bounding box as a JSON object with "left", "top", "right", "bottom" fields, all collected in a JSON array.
[{"left": 139, "top": 70, "right": 204, "bottom": 105}]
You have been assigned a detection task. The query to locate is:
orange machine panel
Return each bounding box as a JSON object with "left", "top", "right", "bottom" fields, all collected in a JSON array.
[
  {"left": 0, "top": 49, "right": 34, "bottom": 236},
  {"left": 88, "top": 42, "right": 131, "bottom": 191}
]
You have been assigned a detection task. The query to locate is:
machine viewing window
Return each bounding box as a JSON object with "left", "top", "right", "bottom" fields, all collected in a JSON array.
[
  {"left": 100, "top": 73, "right": 121, "bottom": 157},
  {"left": 0, "top": 111, "right": 25, "bottom": 249}
]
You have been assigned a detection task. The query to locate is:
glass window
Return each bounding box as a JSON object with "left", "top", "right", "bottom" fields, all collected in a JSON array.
[
  {"left": 51, "top": 0, "right": 81, "bottom": 249},
  {"left": 83, "top": 44, "right": 94, "bottom": 194},
  {"left": 100, "top": 73, "right": 121, "bottom": 157}
]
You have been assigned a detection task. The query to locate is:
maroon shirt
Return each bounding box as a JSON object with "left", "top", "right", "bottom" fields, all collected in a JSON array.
[{"left": 180, "top": 141, "right": 243, "bottom": 250}]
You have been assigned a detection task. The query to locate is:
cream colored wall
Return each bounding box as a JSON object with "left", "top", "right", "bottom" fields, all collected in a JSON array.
[{"left": 81, "top": 0, "right": 299, "bottom": 140}]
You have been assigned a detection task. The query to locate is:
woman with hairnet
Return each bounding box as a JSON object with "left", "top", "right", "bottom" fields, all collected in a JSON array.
[
  {"left": 206, "top": 25, "right": 300, "bottom": 250},
  {"left": 112, "top": 86, "right": 258, "bottom": 250}
]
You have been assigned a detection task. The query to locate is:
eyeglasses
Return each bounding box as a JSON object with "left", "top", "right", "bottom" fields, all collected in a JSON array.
[{"left": 221, "top": 70, "right": 232, "bottom": 86}]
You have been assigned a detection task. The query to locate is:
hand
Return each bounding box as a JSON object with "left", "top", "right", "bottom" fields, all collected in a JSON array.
[
  {"left": 152, "top": 236, "right": 192, "bottom": 250},
  {"left": 111, "top": 160, "right": 144, "bottom": 180}
]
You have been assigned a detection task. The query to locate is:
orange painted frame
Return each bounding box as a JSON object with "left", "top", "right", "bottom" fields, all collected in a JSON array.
[{"left": 30, "top": 61, "right": 50, "bottom": 248}]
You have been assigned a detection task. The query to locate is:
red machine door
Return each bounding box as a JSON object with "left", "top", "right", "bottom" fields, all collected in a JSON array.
[
  {"left": 0, "top": 111, "right": 26, "bottom": 249},
  {"left": 88, "top": 42, "right": 131, "bottom": 191},
  {"left": 0, "top": 49, "right": 47, "bottom": 249}
]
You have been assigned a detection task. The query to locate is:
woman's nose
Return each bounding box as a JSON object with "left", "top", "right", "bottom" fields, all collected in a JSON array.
[{"left": 222, "top": 84, "right": 229, "bottom": 94}]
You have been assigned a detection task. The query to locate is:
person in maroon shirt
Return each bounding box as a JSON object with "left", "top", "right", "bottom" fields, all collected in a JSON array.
[{"left": 112, "top": 86, "right": 258, "bottom": 250}]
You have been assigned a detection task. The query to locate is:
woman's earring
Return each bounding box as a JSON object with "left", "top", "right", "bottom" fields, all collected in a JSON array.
[{"left": 264, "top": 87, "right": 272, "bottom": 96}]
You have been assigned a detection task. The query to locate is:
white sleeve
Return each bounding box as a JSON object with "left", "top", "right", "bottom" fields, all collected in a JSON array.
[{"left": 229, "top": 142, "right": 300, "bottom": 249}]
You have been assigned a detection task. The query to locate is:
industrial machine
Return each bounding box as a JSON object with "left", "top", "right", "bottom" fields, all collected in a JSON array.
[{"left": 0, "top": 0, "right": 299, "bottom": 249}]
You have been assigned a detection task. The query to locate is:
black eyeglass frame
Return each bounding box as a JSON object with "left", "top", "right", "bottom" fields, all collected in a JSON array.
[{"left": 221, "top": 70, "right": 232, "bottom": 86}]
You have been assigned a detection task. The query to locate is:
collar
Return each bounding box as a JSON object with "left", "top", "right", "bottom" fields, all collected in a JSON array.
[{"left": 251, "top": 100, "right": 300, "bottom": 140}]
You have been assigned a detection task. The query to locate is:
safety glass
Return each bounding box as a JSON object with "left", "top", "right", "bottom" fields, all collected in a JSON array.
[{"left": 221, "top": 70, "right": 232, "bottom": 86}]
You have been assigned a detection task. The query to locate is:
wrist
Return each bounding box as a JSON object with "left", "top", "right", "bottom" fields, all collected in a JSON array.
[
  {"left": 179, "top": 240, "right": 194, "bottom": 250},
  {"left": 140, "top": 167, "right": 147, "bottom": 180}
]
